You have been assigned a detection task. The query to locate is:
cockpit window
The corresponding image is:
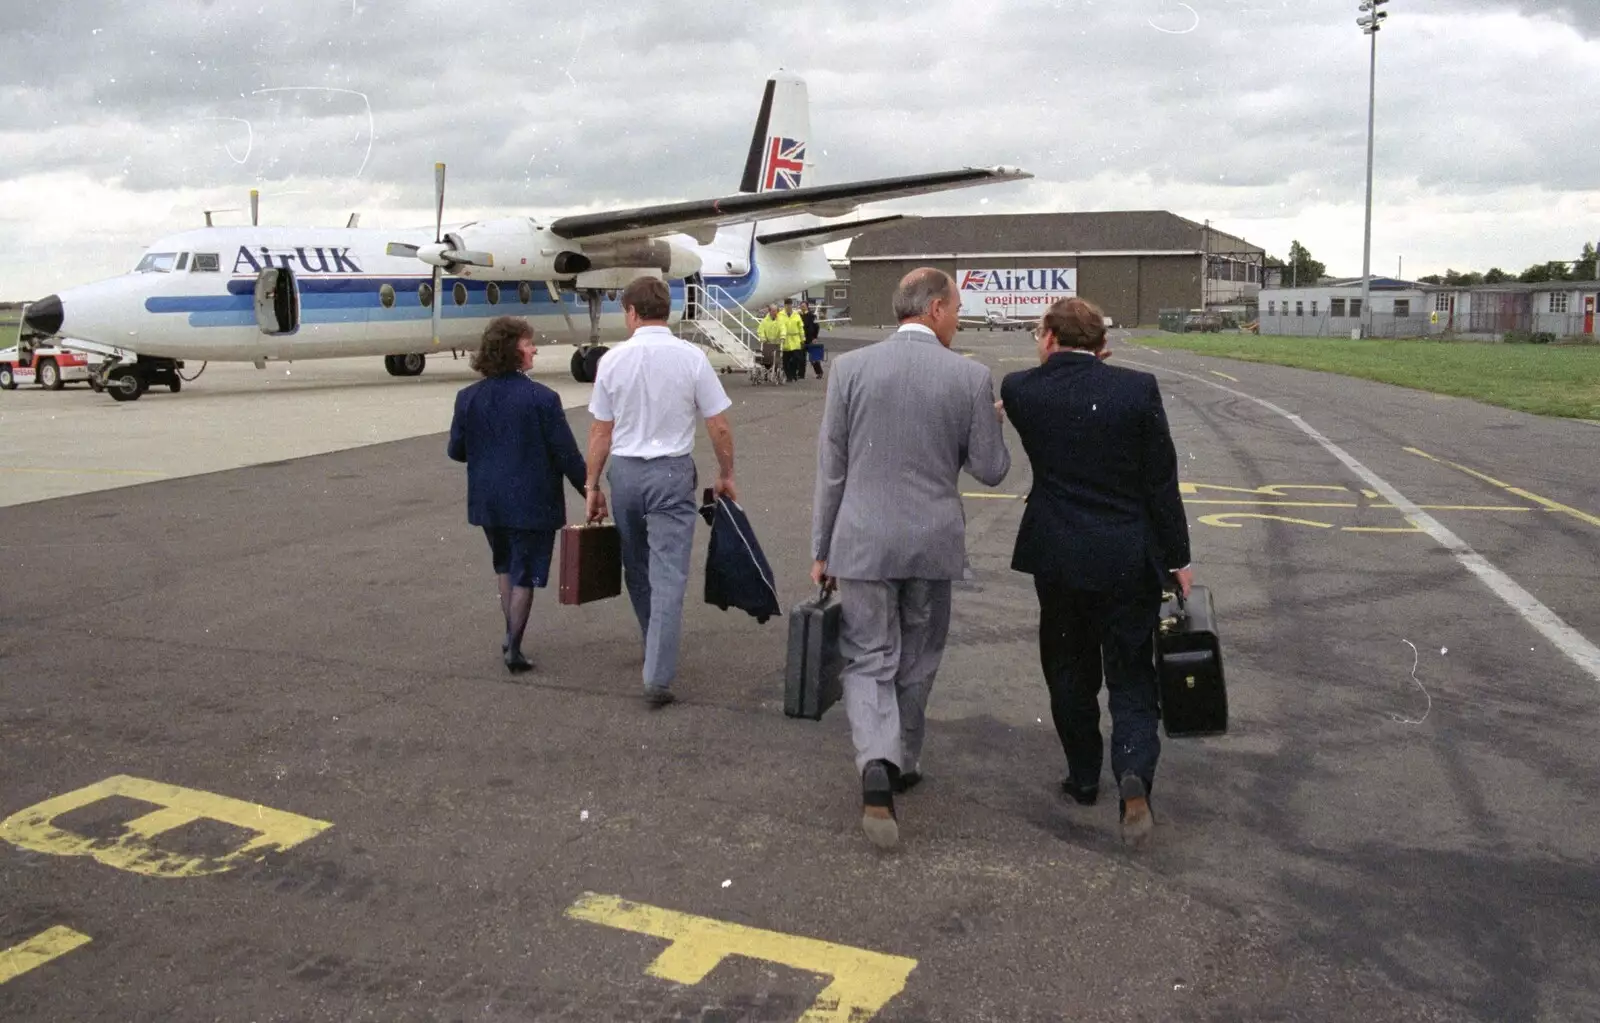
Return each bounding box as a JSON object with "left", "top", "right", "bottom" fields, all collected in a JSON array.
[
  {"left": 134, "top": 252, "right": 179, "bottom": 273},
  {"left": 175, "top": 253, "right": 190, "bottom": 271},
  {"left": 192, "top": 253, "right": 220, "bottom": 272}
]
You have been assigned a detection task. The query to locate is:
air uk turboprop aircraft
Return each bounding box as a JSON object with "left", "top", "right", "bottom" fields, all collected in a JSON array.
[{"left": 22, "top": 72, "right": 1029, "bottom": 401}]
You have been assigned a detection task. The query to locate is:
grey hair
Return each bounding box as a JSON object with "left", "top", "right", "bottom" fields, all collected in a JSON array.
[{"left": 892, "top": 268, "right": 956, "bottom": 321}]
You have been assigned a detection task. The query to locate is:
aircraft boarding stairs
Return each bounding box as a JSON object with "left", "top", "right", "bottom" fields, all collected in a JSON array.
[{"left": 681, "top": 283, "right": 785, "bottom": 385}]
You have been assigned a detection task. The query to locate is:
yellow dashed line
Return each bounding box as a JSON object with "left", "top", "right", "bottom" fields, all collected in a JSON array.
[
  {"left": 1404, "top": 447, "right": 1600, "bottom": 529},
  {"left": 0, "top": 466, "right": 167, "bottom": 478},
  {"left": 1209, "top": 370, "right": 1239, "bottom": 382},
  {"left": 962, "top": 492, "right": 1020, "bottom": 499}
]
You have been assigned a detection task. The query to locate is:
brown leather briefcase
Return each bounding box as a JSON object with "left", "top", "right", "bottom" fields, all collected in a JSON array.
[{"left": 558, "top": 523, "right": 622, "bottom": 605}]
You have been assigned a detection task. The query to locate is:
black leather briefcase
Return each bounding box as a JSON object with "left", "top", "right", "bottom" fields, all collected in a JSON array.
[
  {"left": 784, "top": 587, "right": 844, "bottom": 720},
  {"left": 1155, "top": 585, "right": 1228, "bottom": 737}
]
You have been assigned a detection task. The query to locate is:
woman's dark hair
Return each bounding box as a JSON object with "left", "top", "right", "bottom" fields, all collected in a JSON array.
[{"left": 471, "top": 316, "right": 532, "bottom": 377}]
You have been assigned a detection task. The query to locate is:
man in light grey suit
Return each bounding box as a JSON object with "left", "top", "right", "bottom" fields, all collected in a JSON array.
[{"left": 810, "top": 267, "right": 1011, "bottom": 848}]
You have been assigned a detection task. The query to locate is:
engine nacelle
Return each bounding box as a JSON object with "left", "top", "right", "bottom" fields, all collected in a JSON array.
[
  {"left": 426, "top": 218, "right": 702, "bottom": 281},
  {"left": 566, "top": 239, "right": 703, "bottom": 279}
]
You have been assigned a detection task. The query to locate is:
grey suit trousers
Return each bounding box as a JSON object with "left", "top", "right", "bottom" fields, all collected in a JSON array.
[
  {"left": 607, "top": 454, "right": 697, "bottom": 690},
  {"left": 838, "top": 578, "right": 953, "bottom": 775}
]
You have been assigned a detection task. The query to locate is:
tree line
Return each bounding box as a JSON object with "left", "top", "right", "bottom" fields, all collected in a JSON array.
[
  {"left": 1416, "top": 242, "right": 1597, "bottom": 286},
  {"left": 1265, "top": 240, "right": 1599, "bottom": 287}
]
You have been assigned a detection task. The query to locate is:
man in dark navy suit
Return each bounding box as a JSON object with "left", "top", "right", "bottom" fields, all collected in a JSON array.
[
  {"left": 1000, "top": 297, "right": 1192, "bottom": 847},
  {"left": 449, "top": 316, "right": 587, "bottom": 674}
]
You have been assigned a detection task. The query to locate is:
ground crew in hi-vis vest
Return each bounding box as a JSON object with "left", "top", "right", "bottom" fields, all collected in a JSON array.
[
  {"left": 780, "top": 298, "right": 806, "bottom": 382},
  {"left": 758, "top": 306, "right": 785, "bottom": 380}
]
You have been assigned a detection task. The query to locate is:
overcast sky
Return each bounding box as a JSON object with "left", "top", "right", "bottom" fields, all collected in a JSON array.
[{"left": 2, "top": 0, "right": 1597, "bottom": 298}]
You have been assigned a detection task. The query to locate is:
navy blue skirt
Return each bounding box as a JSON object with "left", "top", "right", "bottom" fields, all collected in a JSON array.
[{"left": 482, "top": 527, "right": 556, "bottom": 588}]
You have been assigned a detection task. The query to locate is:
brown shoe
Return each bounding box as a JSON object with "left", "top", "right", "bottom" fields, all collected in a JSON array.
[{"left": 1119, "top": 775, "right": 1154, "bottom": 848}]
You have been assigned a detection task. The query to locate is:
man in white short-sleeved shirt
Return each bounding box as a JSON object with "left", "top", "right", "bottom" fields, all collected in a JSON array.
[{"left": 584, "top": 276, "right": 737, "bottom": 706}]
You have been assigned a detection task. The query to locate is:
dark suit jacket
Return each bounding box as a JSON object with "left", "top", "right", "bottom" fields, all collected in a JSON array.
[
  {"left": 801, "top": 312, "right": 819, "bottom": 343},
  {"left": 1001, "top": 352, "right": 1190, "bottom": 593},
  {"left": 447, "top": 373, "right": 586, "bottom": 531}
]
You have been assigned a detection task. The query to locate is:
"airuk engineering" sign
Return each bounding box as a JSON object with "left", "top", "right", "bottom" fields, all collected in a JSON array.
[{"left": 956, "top": 267, "right": 1077, "bottom": 320}]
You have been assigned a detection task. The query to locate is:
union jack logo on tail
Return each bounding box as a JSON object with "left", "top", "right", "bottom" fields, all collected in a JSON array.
[{"left": 762, "top": 137, "right": 805, "bottom": 191}]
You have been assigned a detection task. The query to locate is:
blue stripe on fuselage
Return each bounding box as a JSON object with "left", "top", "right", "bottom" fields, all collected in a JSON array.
[{"left": 143, "top": 236, "right": 762, "bottom": 328}]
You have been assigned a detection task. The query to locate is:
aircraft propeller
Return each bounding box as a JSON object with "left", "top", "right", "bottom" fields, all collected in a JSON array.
[{"left": 385, "top": 163, "right": 494, "bottom": 346}]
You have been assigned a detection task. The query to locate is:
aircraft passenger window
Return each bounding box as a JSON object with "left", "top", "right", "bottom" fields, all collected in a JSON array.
[
  {"left": 379, "top": 284, "right": 396, "bottom": 309},
  {"left": 486, "top": 282, "right": 500, "bottom": 305},
  {"left": 419, "top": 283, "right": 434, "bottom": 308},
  {"left": 452, "top": 282, "right": 468, "bottom": 306},
  {"left": 518, "top": 282, "right": 532, "bottom": 305},
  {"left": 192, "top": 253, "right": 221, "bottom": 272},
  {"left": 175, "top": 253, "right": 190, "bottom": 271},
  {"left": 134, "top": 252, "right": 179, "bottom": 273}
]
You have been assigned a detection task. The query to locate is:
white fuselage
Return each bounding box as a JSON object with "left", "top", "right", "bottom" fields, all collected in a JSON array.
[{"left": 47, "top": 222, "right": 828, "bottom": 362}]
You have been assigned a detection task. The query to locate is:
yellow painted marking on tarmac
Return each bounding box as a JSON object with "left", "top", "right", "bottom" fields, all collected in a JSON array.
[
  {"left": 1208, "top": 370, "right": 1239, "bottom": 382},
  {"left": 0, "top": 465, "right": 167, "bottom": 478},
  {"left": 1180, "top": 482, "right": 1351, "bottom": 498},
  {"left": 567, "top": 893, "right": 918, "bottom": 1023},
  {"left": 0, "top": 926, "right": 91, "bottom": 985},
  {"left": 1344, "top": 525, "right": 1428, "bottom": 533},
  {"left": 1405, "top": 447, "right": 1600, "bottom": 529},
  {"left": 962, "top": 492, "right": 1020, "bottom": 499},
  {"left": 1185, "top": 499, "right": 1357, "bottom": 508},
  {"left": 0, "top": 775, "right": 331, "bottom": 878},
  {"left": 999, "top": 357, "right": 1037, "bottom": 363},
  {"left": 959, "top": 352, "right": 977, "bottom": 358},
  {"left": 1198, "top": 512, "right": 1333, "bottom": 529},
  {"left": 1379, "top": 504, "right": 1534, "bottom": 513}
]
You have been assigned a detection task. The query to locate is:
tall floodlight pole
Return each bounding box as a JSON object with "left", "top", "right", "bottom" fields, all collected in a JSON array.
[{"left": 1358, "top": 0, "right": 1388, "bottom": 337}]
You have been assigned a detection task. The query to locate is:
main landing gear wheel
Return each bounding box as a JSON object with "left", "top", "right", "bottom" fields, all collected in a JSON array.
[
  {"left": 107, "top": 366, "right": 146, "bottom": 402},
  {"left": 383, "top": 354, "right": 427, "bottom": 377},
  {"left": 571, "top": 346, "right": 607, "bottom": 383}
]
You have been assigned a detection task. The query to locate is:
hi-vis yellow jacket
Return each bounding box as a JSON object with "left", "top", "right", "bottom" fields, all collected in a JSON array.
[
  {"left": 780, "top": 310, "right": 806, "bottom": 351},
  {"left": 757, "top": 315, "right": 785, "bottom": 345}
]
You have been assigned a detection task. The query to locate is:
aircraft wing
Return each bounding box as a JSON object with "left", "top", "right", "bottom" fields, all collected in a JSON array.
[
  {"left": 756, "top": 213, "right": 911, "bottom": 248},
  {"left": 547, "top": 167, "right": 1029, "bottom": 245}
]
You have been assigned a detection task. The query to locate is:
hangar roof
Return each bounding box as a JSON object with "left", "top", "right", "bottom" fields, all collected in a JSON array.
[{"left": 846, "top": 211, "right": 1262, "bottom": 259}]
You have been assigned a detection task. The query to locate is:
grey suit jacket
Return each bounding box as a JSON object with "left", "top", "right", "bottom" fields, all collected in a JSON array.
[{"left": 811, "top": 327, "right": 1011, "bottom": 580}]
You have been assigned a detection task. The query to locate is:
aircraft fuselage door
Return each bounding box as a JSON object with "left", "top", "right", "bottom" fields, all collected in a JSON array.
[{"left": 254, "top": 267, "right": 300, "bottom": 337}]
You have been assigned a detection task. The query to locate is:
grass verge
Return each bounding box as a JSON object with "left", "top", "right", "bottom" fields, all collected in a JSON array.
[{"left": 1148, "top": 334, "right": 1600, "bottom": 420}]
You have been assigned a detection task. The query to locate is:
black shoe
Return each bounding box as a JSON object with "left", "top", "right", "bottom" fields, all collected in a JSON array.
[
  {"left": 1060, "top": 779, "right": 1099, "bottom": 806},
  {"left": 1118, "top": 775, "right": 1154, "bottom": 848},
  {"left": 860, "top": 760, "right": 899, "bottom": 849},
  {"left": 644, "top": 686, "right": 676, "bottom": 708},
  {"left": 504, "top": 650, "right": 533, "bottom": 674},
  {"left": 892, "top": 770, "right": 922, "bottom": 794}
]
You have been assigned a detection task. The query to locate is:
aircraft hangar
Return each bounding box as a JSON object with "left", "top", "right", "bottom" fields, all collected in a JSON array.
[{"left": 844, "top": 211, "right": 1265, "bottom": 327}]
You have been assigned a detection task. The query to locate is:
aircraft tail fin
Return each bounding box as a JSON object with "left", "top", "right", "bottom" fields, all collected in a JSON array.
[{"left": 738, "top": 71, "right": 812, "bottom": 194}]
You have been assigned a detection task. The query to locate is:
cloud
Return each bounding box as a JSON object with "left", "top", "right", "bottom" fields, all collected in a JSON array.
[{"left": 1, "top": 0, "right": 1597, "bottom": 297}]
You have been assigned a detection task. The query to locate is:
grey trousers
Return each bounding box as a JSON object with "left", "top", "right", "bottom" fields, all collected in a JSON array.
[
  {"left": 837, "top": 578, "right": 954, "bottom": 775},
  {"left": 607, "top": 454, "right": 698, "bottom": 690}
]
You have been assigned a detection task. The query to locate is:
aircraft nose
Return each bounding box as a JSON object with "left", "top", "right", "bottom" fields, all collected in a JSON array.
[{"left": 24, "top": 294, "right": 63, "bottom": 336}]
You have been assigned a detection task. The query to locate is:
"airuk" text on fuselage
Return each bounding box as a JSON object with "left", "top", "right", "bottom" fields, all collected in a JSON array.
[{"left": 232, "top": 246, "right": 364, "bottom": 275}]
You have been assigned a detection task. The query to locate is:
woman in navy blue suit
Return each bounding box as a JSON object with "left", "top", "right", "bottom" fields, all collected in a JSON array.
[{"left": 448, "top": 317, "right": 588, "bottom": 673}]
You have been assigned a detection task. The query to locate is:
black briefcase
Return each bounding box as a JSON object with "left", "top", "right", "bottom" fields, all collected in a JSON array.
[
  {"left": 1155, "top": 585, "right": 1228, "bottom": 737},
  {"left": 784, "top": 587, "right": 844, "bottom": 720}
]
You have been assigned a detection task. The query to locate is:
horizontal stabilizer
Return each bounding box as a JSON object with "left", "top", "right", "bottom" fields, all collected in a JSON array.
[
  {"left": 548, "top": 166, "right": 1030, "bottom": 243},
  {"left": 757, "top": 214, "right": 912, "bottom": 247}
]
